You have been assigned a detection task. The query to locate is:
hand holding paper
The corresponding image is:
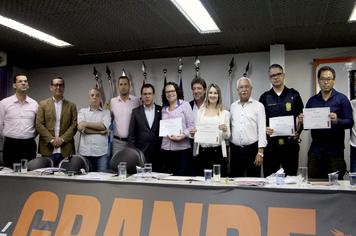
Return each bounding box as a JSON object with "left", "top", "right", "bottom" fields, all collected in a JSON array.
[
  {"left": 159, "top": 118, "right": 183, "bottom": 136},
  {"left": 303, "top": 107, "right": 331, "bottom": 129},
  {"left": 269, "top": 116, "right": 295, "bottom": 137}
]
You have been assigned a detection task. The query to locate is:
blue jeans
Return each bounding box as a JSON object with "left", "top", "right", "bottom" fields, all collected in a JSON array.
[
  {"left": 350, "top": 145, "right": 356, "bottom": 172},
  {"left": 85, "top": 154, "right": 109, "bottom": 172}
]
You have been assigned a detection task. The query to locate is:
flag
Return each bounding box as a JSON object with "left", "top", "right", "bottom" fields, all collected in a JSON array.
[
  {"left": 142, "top": 61, "right": 147, "bottom": 85},
  {"left": 178, "top": 58, "right": 184, "bottom": 97},
  {"left": 163, "top": 68, "right": 167, "bottom": 88},
  {"left": 243, "top": 61, "right": 250, "bottom": 77},
  {"left": 194, "top": 56, "right": 200, "bottom": 78},
  {"left": 224, "top": 57, "right": 235, "bottom": 110},
  {"left": 93, "top": 66, "right": 99, "bottom": 89},
  {"left": 106, "top": 65, "right": 115, "bottom": 99},
  {"left": 92, "top": 66, "right": 105, "bottom": 107}
]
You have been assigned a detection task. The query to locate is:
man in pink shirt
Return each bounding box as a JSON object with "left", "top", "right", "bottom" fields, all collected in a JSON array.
[
  {"left": 0, "top": 74, "right": 38, "bottom": 168},
  {"left": 110, "top": 74, "right": 140, "bottom": 156}
]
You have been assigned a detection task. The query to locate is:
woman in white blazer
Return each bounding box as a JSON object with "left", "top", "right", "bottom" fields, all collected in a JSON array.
[{"left": 191, "top": 83, "right": 230, "bottom": 176}]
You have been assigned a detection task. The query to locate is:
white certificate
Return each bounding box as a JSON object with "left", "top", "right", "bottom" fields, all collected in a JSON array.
[
  {"left": 269, "top": 115, "right": 295, "bottom": 137},
  {"left": 159, "top": 118, "right": 183, "bottom": 136},
  {"left": 303, "top": 107, "right": 331, "bottom": 129},
  {"left": 194, "top": 123, "right": 220, "bottom": 144}
]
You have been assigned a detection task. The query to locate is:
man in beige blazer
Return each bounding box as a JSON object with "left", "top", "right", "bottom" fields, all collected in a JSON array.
[{"left": 36, "top": 77, "right": 77, "bottom": 166}]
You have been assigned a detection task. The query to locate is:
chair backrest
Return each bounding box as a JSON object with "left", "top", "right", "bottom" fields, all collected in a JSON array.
[
  {"left": 110, "top": 147, "right": 146, "bottom": 174},
  {"left": 59, "top": 155, "right": 91, "bottom": 174},
  {"left": 28, "top": 157, "right": 54, "bottom": 171}
]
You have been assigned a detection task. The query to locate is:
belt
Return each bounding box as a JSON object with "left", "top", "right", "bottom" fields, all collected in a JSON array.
[
  {"left": 4, "top": 136, "right": 35, "bottom": 141},
  {"left": 231, "top": 142, "right": 257, "bottom": 149},
  {"left": 114, "top": 136, "right": 128, "bottom": 141},
  {"left": 269, "top": 137, "right": 297, "bottom": 146},
  {"left": 200, "top": 146, "right": 221, "bottom": 152}
]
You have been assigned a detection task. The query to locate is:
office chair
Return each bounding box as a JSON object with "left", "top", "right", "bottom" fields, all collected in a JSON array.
[
  {"left": 110, "top": 147, "right": 145, "bottom": 174},
  {"left": 27, "top": 157, "right": 54, "bottom": 171},
  {"left": 59, "top": 155, "right": 91, "bottom": 174}
]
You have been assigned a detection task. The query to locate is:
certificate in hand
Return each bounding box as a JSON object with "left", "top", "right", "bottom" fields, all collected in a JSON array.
[
  {"left": 303, "top": 107, "right": 330, "bottom": 129},
  {"left": 159, "top": 117, "right": 183, "bottom": 137},
  {"left": 269, "top": 115, "right": 295, "bottom": 137},
  {"left": 194, "top": 123, "right": 220, "bottom": 144}
]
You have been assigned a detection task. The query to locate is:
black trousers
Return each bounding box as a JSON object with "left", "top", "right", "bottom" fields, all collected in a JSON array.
[
  {"left": 308, "top": 150, "right": 346, "bottom": 180},
  {"left": 230, "top": 142, "right": 260, "bottom": 177},
  {"left": 160, "top": 149, "right": 193, "bottom": 176},
  {"left": 3, "top": 137, "right": 36, "bottom": 168},
  {"left": 263, "top": 140, "right": 299, "bottom": 177},
  {"left": 195, "top": 146, "right": 227, "bottom": 177}
]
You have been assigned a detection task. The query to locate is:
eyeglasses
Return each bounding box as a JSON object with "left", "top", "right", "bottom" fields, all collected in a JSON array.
[
  {"left": 318, "top": 77, "right": 334, "bottom": 82},
  {"left": 165, "top": 90, "right": 176, "bottom": 94},
  {"left": 269, "top": 72, "right": 283, "bottom": 78},
  {"left": 51, "top": 83, "right": 64, "bottom": 87}
]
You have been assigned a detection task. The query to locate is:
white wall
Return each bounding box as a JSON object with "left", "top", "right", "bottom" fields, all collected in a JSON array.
[{"left": 27, "top": 46, "right": 356, "bottom": 171}]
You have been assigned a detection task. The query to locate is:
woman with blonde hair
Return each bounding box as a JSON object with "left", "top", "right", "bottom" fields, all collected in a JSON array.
[{"left": 191, "top": 83, "right": 230, "bottom": 176}]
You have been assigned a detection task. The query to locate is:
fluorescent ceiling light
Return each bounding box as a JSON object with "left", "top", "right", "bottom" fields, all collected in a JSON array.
[
  {"left": 349, "top": 4, "right": 356, "bottom": 22},
  {"left": 0, "top": 14, "right": 72, "bottom": 47},
  {"left": 170, "top": 0, "right": 220, "bottom": 34}
]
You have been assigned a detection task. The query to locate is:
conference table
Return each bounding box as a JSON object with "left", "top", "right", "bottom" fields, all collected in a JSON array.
[{"left": 0, "top": 169, "right": 355, "bottom": 236}]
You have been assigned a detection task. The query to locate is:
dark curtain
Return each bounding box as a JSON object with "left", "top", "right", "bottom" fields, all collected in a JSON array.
[{"left": 0, "top": 68, "right": 10, "bottom": 100}]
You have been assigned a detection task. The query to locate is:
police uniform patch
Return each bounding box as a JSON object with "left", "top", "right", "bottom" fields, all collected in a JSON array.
[{"left": 285, "top": 102, "right": 292, "bottom": 111}]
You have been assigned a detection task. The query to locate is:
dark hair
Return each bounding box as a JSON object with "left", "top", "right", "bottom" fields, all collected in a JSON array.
[
  {"left": 118, "top": 76, "right": 130, "bottom": 84},
  {"left": 13, "top": 73, "right": 27, "bottom": 83},
  {"left": 191, "top": 77, "right": 207, "bottom": 90},
  {"left": 268, "top": 64, "right": 284, "bottom": 72},
  {"left": 161, "top": 82, "right": 184, "bottom": 107},
  {"left": 51, "top": 76, "right": 65, "bottom": 85},
  {"left": 141, "top": 83, "right": 155, "bottom": 94},
  {"left": 317, "top": 66, "right": 336, "bottom": 79}
]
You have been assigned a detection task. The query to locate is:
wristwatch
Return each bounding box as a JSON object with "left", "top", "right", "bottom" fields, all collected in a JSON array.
[{"left": 257, "top": 152, "right": 264, "bottom": 157}]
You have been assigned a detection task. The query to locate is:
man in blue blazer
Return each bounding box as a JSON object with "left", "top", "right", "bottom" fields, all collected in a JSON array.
[{"left": 128, "top": 83, "right": 162, "bottom": 171}]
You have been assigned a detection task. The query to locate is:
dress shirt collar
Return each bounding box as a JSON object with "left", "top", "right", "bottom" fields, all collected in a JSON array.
[
  {"left": 144, "top": 103, "right": 155, "bottom": 111},
  {"left": 12, "top": 94, "right": 29, "bottom": 104},
  {"left": 89, "top": 106, "right": 103, "bottom": 111},
  {"left": 237, "top": 97, "right": 253, "bottom": 104},
  {"left": 52, "top": 97, "right": 63, "bottom": 103},
  {"left": 118, "top": 94, "right": 133, "bottom": 102}
]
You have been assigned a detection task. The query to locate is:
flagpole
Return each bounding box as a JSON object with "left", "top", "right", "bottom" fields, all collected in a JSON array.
[{"left": 106, "top": 65, "right": 114, "bottom": 99}]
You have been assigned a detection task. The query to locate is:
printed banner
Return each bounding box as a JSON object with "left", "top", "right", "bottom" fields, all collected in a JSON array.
[{"left": 0, "top": 175, "right": 354, "bottom": 236}]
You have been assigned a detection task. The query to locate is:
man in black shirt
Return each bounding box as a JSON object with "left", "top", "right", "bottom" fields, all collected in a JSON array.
[{"left": 259, "top": 64, "right": 304, "bottom": 176}]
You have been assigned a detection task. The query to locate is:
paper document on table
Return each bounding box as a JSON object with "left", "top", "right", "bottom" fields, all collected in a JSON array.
[
  {"left": 269, "top": 115, "right": 295, "bottom": 137},
  {"left": 159, "top": 117, "right": 183, "bottom": 136},
  {"left": 303, "top": 107, "right": 331, "bottom": 129},
  {"left": 194, "top": 123, "right": 220, "bottom": 144}
]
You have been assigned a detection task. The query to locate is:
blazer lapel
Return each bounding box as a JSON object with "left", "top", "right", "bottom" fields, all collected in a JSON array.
[
  {"left": 140, "top": 106, "right": 151, "bottom": 130},
  {"left": 49, "top": 99, "right": 56, "bottom": 121},
  {"left": 151, "top": 105, "right": 161, "bottom": 130}
]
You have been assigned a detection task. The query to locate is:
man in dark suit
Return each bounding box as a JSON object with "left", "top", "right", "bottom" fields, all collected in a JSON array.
[
  {"left": 36, "top": 77, "right": 77, "bottom": 166},
  {"left": 128, "top": 83, "right": 162, "bottom": 171}
]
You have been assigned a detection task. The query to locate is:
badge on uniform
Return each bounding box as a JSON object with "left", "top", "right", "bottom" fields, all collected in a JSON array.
[
  {"left": 285, "top": 102, "right": 292, "bottom": 111},
  {"left": 278, "top": 138, "right": 285, "bottom": 145}
]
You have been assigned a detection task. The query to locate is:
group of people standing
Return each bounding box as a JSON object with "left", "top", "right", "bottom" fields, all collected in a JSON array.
[{"left": 0, "top": 63, "right": 354, "bottom": 180}]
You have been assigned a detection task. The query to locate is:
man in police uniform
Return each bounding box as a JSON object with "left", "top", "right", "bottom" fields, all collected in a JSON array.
[{"left": 259, "top": 64, "right": 304, "bottom": 176}]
